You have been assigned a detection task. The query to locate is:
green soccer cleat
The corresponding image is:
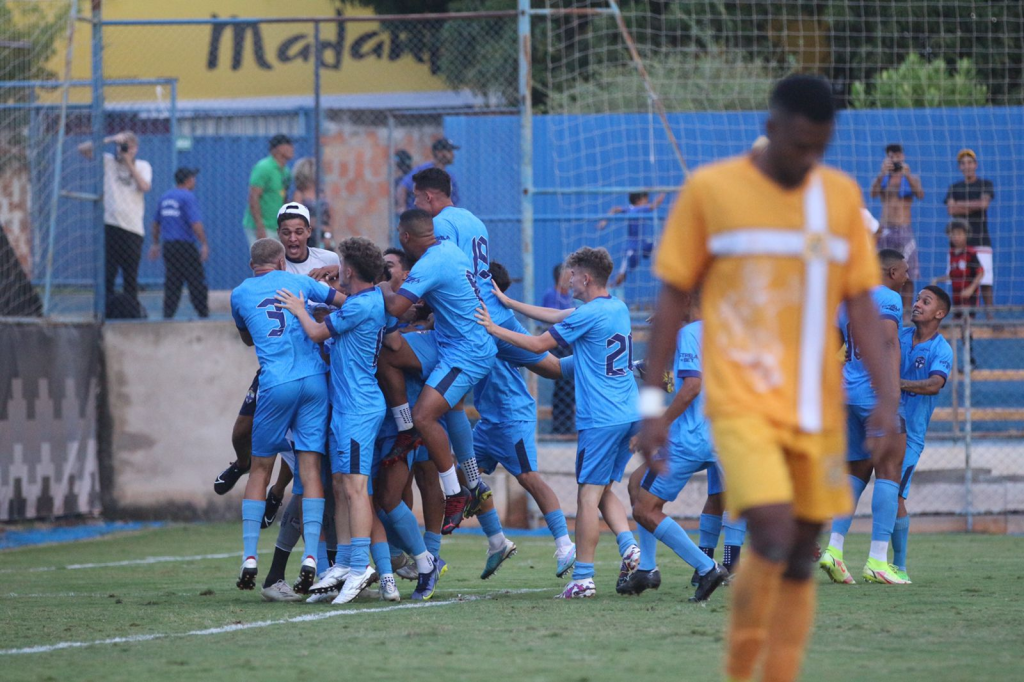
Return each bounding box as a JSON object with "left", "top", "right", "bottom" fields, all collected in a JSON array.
[
  {"left": 889, "top": 564, "right": 912, "bottom": 584},
  {"left": 818, "top": 546, "right": 855, "bottom": 584},
  {"left": 862, "top": 558, "right": 910, "bottom": 584},
  {"left": 480, "top": 539, "right": 517, "bottom": 580}
]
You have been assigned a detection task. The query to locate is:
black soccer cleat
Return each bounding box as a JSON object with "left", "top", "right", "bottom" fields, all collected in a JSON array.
[
  {"left": 689, "top": 563, "right": 729, "bottom": 603},
  {"left": 214, "top": 461, "right": 250, "bottom": 495},
  {"left": 690, "top": 568, "right": 701, "bottom": 587},
  {"left": 292, "top": 556, "right": 318, "bottom": 595},
  {"left": 647, "top": 567, "right": 662, "bottom": 590},
  {"left": 441, "top": 487, "right": 472, "bottom": 535},
  {"left": 464, "top": 479, "right": 492, "bottom": 518},
  {"left": 261, "top": 489, "right": 283, "bottom": 529},
  {"left": 616, "top": 568, "right": 656, "bottom": 596}
]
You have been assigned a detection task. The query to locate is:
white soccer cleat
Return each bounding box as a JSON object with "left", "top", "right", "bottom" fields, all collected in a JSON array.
[
  {"left": 260, "top": 579, "right": 304, "bottom": 602},
  {"left": 379, "top": 574, "right": 401, "bottom": 602},
  {"left": 332, "top": 565, "right": 378, "bottom": 605},
  {"left": 236, "top": 557, "right": 258, "bottom": 590},
  {"left": 617, "top": 544, "right": 641, "bottom": 584},
  {"left": 308, "top": 564, "right": 349, "bottom": 594},
  {"left": 555, "top": 578, "right": 596, "bottom": 599}
]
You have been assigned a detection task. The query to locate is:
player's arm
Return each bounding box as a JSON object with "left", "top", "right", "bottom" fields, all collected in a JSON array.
[
  {"left": 651, "top": 193, "right": 667, "bottom": 210},
  {"left": 662, "top": 375, "right": 700, "bottom": 425},
  {"left": 379, "top": 281, "right": 415, "bottom": 320},
  {"left": 847, "top": 291, "right": 900, "bottom": 425},
  {"left": 248, "top": 185, "right": 266, "bottom": 238},
  {"left": 596, "top": 206, "right": 622, "bottom": 231},
  {"left": 900, "top": 375, "right": 945, "bottom": 396},
  {"left": 274, "top": 289, "right": 330, "bottom": 343},
  {"left": 491, "top": 282, "right": 572, "bottom": 324},
  {"left": 475, "top": 303, "right": 558, "bottom": 353}
]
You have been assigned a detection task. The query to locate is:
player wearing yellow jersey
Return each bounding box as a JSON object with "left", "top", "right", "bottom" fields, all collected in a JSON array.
[{"left": 638, "top": 76, "right": 901, "bottom": 682}]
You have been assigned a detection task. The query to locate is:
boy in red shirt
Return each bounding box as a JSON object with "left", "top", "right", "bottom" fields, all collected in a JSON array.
[{"left": 935, "top": 219, "right": 984, "bottom": 311}]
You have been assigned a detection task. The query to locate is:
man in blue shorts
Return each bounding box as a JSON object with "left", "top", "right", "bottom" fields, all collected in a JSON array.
[
  {"left": 230, "top": 238, "right": 337, "bottom": 594},
  {"left": 821, "top": 249, "right": 909, "bottom": 585},
  {"left": 893, "top": 286, "right": 953, "bottom": 582},
  {"left": 476, "top": 246, "right": 639, "bottom": 599}
]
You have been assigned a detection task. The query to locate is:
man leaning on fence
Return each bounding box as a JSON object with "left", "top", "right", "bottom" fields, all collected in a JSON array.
[
  {"left": 78, "top": 131, "right": 153, "bottom": 312},
  {"left": 149, "top": 167, "right": 209, "bottom": 319}
]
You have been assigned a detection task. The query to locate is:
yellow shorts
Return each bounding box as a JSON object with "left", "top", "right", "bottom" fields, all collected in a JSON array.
[{"left": 712, "top": 415, "right": 852, "bottom": 523}]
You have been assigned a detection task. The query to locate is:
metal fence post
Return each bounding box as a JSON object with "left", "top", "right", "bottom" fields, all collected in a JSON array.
[
  {"left": 313, "top": 20, "right": 323, "bottom": 232},
  {"left": 517, "top": 0, "right": 534, "bottom": 308},
  {"left": 386, "top": 111, "right": 395, "bottom": 237},
  {"left": 91, "top": 0, "right": 105, "bottom": 321},
  {"left": 963, "top": 313, "right": 973, "bottom": 532}
]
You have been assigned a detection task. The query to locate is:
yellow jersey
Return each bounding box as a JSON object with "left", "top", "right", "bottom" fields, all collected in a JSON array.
[{"left": 655, "top": 154, "right": 879, "bottom": 433}]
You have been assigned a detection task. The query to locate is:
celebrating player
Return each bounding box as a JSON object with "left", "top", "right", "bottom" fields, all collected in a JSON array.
[{"left": 596, "top": 190, "right": 667, "bottom": 287}]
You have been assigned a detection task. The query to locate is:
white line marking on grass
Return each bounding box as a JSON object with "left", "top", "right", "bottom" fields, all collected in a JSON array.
[
  {"left": 0, "top": 598, "right": 474, "bottom": 656},
  {"left": 0, "top": 553, "right": 236, "bottom": 574}
]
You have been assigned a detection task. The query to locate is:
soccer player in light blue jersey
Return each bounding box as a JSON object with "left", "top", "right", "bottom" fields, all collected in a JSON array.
[
  {"left": 476, "top": 246, "right": 639, "bottom": 599},
  {"left": 377, "top": 209, "right": 497, "bottom": 535},
  {"left": 621, "top": 297, "right": 730, "bottom": 602},
  {"left": 821, "top": 249, "right": 910, "bottom": 585},
  {"left": 893, "top": 286, "right": 953, "bottom": 582},
  {"left": 230, "top": 238, "right": 337, "bottom": 595},
  {"left": 276, "top": 237, "right": 391, "bottom": 604}
]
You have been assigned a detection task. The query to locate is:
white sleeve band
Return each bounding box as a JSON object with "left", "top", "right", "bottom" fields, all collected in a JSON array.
[{"left": 638, "top": 385, "right": 666, "bottom": 419}]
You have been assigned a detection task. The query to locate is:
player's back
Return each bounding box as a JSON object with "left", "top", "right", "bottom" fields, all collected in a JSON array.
[
  {"left": 230, "top": 270, "right": 328, "bottom": 389},
  {"left": 433, "top": 206, "right": 511, "bottom": 324},
  {"left": 899, "top": 326, "right": 952, "bottom": 447},
  {"left": 838, "top": 285, "right": 903, "bottom": 407},
  {"left": 326, "top": 287, "right": 387, "bottom": 415},
  {"left": 550, "top": 296, "right": 638, "bottom": 430},
  {"left": 623, "top": 203, "right": 655, "bottom": 239},
  {"left": 473, "top": 359, "right": 536, "bottom": 426},
  {"left": 286, "top": 246, "right": 339, "bottom": 276},
  {"left": 670, "top": 320, "right": 711, "bottom": 454}
]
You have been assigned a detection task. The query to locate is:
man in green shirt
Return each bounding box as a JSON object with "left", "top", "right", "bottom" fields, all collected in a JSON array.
[{"left": 242, "top": 134, "right": 294, "bottom": 244}]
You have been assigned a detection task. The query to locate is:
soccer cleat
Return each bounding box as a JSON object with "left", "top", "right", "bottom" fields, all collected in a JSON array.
[
  {"left": 556, "top": 578, "right": 596, "bottom": 599},
  {"left": 689, "top": 563, "right": 729, "bottom": 602},
  {"left": 260, "top": 579, "right": 303, "bottom": 602},
  {"left": 617, "top": 544, "right": 641, "bottom": 585},
  {"left": 411, "top": 557, "right": 440, "bottom": 601},
  {"left": 379, "top": 573, "right": 401, "bottom": 602},
  {"left": 441, "top": 487, "right": 472, "bottom": 534},
  {"left": 464, "top": 479, "right": 493, "bottom": 518},
  {"left": 308, "top": 564, "right": 349, "bottom": 594},
  {"left": 392, "top": 553, "right": 419, "bottom": 581},
  {"left": 384, "top": 429, "right": 421, "bottom": 466},
  {"left": 214, "top": 461, "right": 249, "bottom": 495},
  {"left": 480, "top": 539, "right": 517, "bottom": 580},
  {"left": 293, "top": 555, "right": 319, "bottom": 594},
  {"left": 435, "top": 556, "right": 448, "bottom": 577},
  {"left": 690, "top": 568, "right": 701, "bottom": 588},
  {"left": 647, "top": 567, "right": 662, "bottom": 590},
  {"left": 333, "top": 565, "right": 378, "bottom": 604},
  {"left": 236, "top": 557, "right": 258, "bottom": 590},
  {"left": 306, "top": 590, "right": 339, "bottom": 603},
  {"left": 862, "top": 558, "right": 910, "bottom": 584},
  {"left": 616, "top": 568, "right": 656, "bottom": 596},
  {"left": 890, "top": 565, "right": 912, "bottom": 584},
  {"left": 555, "top": 544, "right": 577, "bottom": 578},
  {"left": 261, "top": 489, "right": 283, "bottom": 529},
  {"left": 819, "top": 547, "right": 856, "bottom": 585}
]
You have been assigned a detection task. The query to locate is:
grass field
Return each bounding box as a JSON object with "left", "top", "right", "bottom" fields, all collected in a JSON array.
[{"left": 2, "top": 523, "right": 1021, "bottom": 682}]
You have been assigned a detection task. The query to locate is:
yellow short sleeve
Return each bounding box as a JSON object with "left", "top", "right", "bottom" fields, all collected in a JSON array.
[
  {"left": 841, "top": 182, "right": 880, "bottom": 299},
  {"left": 654, "top": 176, "right": 709, "bottom": 292}
]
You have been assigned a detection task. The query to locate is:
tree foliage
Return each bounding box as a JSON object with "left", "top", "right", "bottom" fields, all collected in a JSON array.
[{"left": 850, "top": 54, "right": 988, "bottom": 109}]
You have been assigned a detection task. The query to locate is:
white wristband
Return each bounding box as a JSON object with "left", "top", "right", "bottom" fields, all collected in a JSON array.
[{"left": 638, "top": 385, "right": 665, "bottom": 419}]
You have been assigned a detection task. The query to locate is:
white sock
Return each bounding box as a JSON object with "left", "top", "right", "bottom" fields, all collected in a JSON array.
[
  {"left": 487, "top": 532, "right": 507, "bottom": 553},
  {"left": 413, "top": 551, "right": 433, "bottom": 574},
  {"left": 462, "top": 457, "right": 481, "bottom": 489},
  {"left": 829, "top": 533, "right": 845, "bottom": 553},
  {"left": 438, "top": 466, "right": 461, "bottom": 496},
  {"left": 554, "top": 535, "right": 573, "bottom": 552},
  {"left": 392, "top": 403, "right": 413, "bottom": 431},
  {"left": 869, "top": 540, "right": 889, "bottom": 563}
]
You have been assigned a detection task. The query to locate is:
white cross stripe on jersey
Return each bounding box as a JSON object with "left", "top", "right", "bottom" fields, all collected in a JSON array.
[{"left": 706, "top": 174, "right": 839, "bottom": 433}]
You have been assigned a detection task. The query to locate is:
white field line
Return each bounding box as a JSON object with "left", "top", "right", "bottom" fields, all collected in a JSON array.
[
  {"left": 4, "top": 587, "right": 552, "bottom": 599},
  {"left": 0, "top": 552, "right": 237, "bottom": 574}
]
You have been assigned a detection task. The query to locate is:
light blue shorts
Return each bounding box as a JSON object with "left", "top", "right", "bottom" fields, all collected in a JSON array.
[
  {"left": 252, "top": 374, "right": 328, "bottom": 458},
  {"left": 474, "top": 420, "right": 538, "bottom": 477},
  {"left": 641, "top": 443, "right": 718, "bottom": 503},
  {"left": 330, "top": 408, "right": 386, "bottom": 477},
  {"left": 575, "top": 422, "right": 639, "bottom": 486}
]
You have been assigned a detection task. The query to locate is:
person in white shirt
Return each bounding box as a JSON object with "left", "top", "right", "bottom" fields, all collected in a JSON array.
[{"left": 79, "top": 131, "right": 153, "bottom": 305}]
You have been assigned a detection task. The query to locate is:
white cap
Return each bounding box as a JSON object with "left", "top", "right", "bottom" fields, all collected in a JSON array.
[
  {"left": 861, "top": 208, "right": 880, "bottom": 234},
  {"left": 277, "top": 201, "right": 310, "bottom": 226}
]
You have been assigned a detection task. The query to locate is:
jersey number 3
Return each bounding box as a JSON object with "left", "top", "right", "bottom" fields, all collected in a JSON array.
[{"left": 257, "top": 298, "right": 286, "bottom": 337}]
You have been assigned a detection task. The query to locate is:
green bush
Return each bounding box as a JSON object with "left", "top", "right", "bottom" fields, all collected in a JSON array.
[{"left": 850, "top": 54, "right": 989, "bottom": 109}]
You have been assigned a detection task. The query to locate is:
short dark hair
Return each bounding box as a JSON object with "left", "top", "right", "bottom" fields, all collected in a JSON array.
[
  {"left": 338, "top": 237, "right": 385, "bottom": 284},
  {"left": 398, "top": 208, "right": 434, "bottom": 238},
  {"left": 552, "top": 263, "right": 562, "bottom": 283},
  {"left": 384, "top": 247, "right": 413, "bottom": 272},
  {"left": 269, "top": 133, "right": 292, "bottom": 149},
  {"left": 628, "top": 192, "right": 648, "bottom": 205},
  {"left": 490, "top": 261, "right": 511, "bottom": 293},
  {"left": 412, "top": 167, "right": 452, "bottom": 197},
  {"left": 565, "top": 246, "right": 614, "bottom": 287},
  {"left": 769, "top": 74, "right": 836, "bottom": 123},
  {"left": 946, "top": 219, "right": 970, "bottom": 234},
  {"left": 885, "top": 143, "right": 903, "bottom": 155},
  {"left": 878, "top": 248, "right": 906, "bottom": 269},
  {"left": 923, "top": 285, "right": 952, "bottom": 314}
]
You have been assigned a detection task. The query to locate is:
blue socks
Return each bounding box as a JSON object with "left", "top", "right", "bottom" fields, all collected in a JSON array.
[
  {"left": 544, "top": 510, "right": 569, "bottom": 542},
  {"left": 444, "top": 410, "right": 474, "bottom": 465},
  {"left": 698, "top": 513, "right": 722, "bottom": 551},
  {"left": 723, "top": 515, "right": 747, "bottom": 546},
  {"left": 572, "top": 561, "right": 595, "bottom": 580},
  {"left": 892, "top": 516, "right": 910, "bottom": 570},
  {"left": 479, "top": 508, "right": 503, "bottom": 538},
  {"left": 871, "top": 479, "right": 900, "bottom": 544},
  {"left": 655, "top": 517, "right": 715, "bottom": 576},
  {"left": 317, "top": 540, "right": 329, "bottom": 574},
  {"left": 241, "top": 499, "right": 265, "bottom": 560},
  {"left": 350, "top": 537, "right": 371, "bottom": 572},
  {"left": 637, "top": 524, "right": 658, "bottom": 571},
  {"left": 386, "top": 502, "right": 428, "bottom": 557},
  {"left": 335, "top": 543, "right": 352, "bottom": 570},
  {"left": 424, "top": 531, "right": 442, "bottom": 558},
  {"left": 616, "top": 531, "right": 636, "bottom": 557},
  {"left": 831, "top": 475, "right": 869, "bottom": 538},
  {"left": 370, "top": 541, "right": 393, "bottom": 576},
  {"left": 300, "top": 497, "right": 325, "bottom": 560}
]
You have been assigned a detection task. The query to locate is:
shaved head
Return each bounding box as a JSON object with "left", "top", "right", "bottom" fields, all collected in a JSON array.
[
  {"left": 399, "top": 208, "right": 435, "bottom": 238},
  {"left": 250, "top": 238, "right": 285, "bottom": 266}
]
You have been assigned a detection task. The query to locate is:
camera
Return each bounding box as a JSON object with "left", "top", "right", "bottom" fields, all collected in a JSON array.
[
  {"left": 891, "top": 161, "right": 903, "bottom": 172},
  {"left": 119, "top": 142, "right": 129, "bottom": 153}
]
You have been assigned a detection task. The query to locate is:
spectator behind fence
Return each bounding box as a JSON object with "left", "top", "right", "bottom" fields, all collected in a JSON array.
[
  {"left": 870, "top": 143, "right": 924, "bottom": 319},
  {"left": 242, "top": 134, "right": 294, "bottom": 245},
  {"left": 945, "top": 148, "right": 995, "bottom": 312},
  {"left": 933, "top": 219, "right": 984, "bottom": 312},
  {"left": 542, "top": 263, "right": 576, "bottom": 435},
  {"left": 78, "top": 131, "right": 153, "bottom": 309},
  {"left": 149, "top": 167, "right": 209, "bottom": 319},
  {"left": 291, "top": 157, "right": 332, "bottom": 250},
  {"left": 396, "top": 137, "right": 460, "bottom": 213}
]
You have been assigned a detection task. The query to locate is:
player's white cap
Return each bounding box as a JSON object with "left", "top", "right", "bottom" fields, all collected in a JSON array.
[
  {"left": 861, "top": 208, "right": 879, "bottom": 234},
  {"left": 277, "top": 201, "right": 310, "bottom": 227}
]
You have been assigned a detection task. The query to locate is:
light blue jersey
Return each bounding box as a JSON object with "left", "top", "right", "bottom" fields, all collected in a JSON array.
[
  {"left": 324, "top": 287, "right": 387, "bottom": 416},
  {"left": 230, "top": 270, "right": 336, "bottom": 389},
  {"left": 473, "top": 359, "right": 536, "bottom": 425},
  {"left": 838, "top": 285, "right": 903, "bottom": 407},
  {"left": 670, "top": 321, "right": 712, "bottom": 457},
  {"left": 398, "top": 240, "right": 497, "bottom": 364},
  {"left": 899, "top": 326, "right": 953, "bottom": 450},
  {"left": 549, "top": 295, "right": 638, "bottom": 429}
]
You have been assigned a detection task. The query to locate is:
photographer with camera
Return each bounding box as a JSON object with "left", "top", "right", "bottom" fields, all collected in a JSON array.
[
  {"left": 79, "top": 131, "right": 153, "bottom": 314},
  {"left": 871, "top": 143, "right": 924, "bottom": 318}
]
